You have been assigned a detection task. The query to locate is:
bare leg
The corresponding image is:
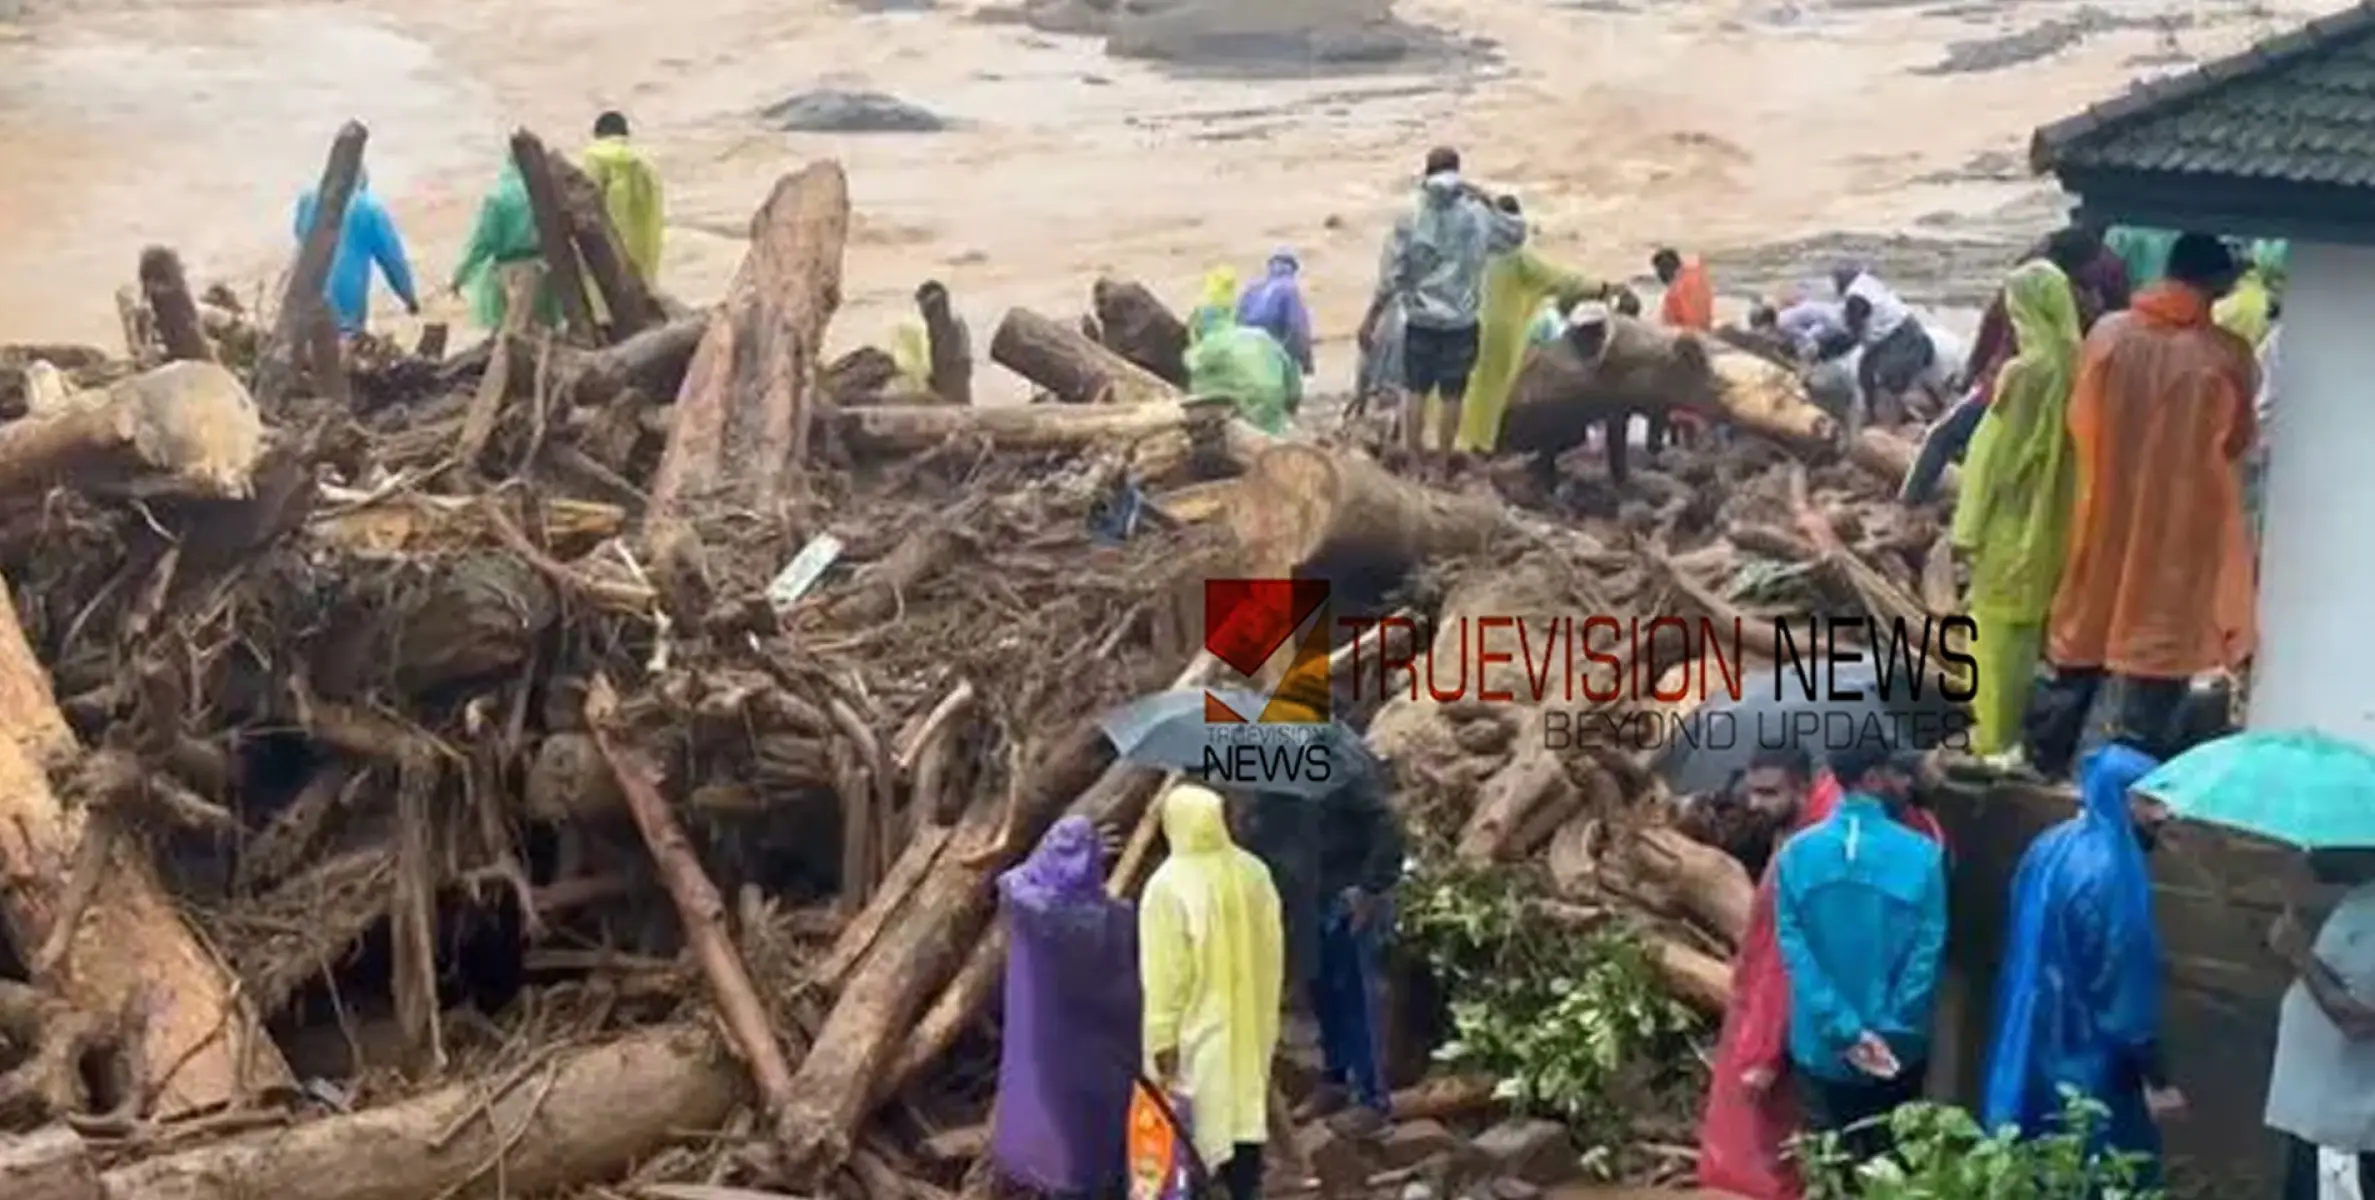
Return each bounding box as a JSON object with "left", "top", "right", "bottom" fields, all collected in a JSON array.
[
  {"left": 1437, "top": 397, "right": 1463, "bottom": 470},
  {"left": 1401, "top": 391, "right": 1427, "bottom": 458},
  {"left": 1604, "top": 408, "right": 1631, "bottom": 486}
]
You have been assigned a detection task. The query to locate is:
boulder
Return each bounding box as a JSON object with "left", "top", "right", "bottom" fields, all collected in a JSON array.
[
  {"left": 1378, "top": 1119, "right": 1460, "bottom": 1171},
  {"left": 762, "top": 90, "right": 950, "bottom": 134},
  {"left": 1470, "top": 1118, "right": 1577, "bottom": 1186}
]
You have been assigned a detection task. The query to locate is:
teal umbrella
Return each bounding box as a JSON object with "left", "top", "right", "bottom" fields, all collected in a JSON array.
[{"left": 2135, "top": 728, "right": 2375, "bottom": 848}]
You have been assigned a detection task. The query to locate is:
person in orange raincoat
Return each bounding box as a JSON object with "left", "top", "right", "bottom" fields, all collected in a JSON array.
[
  {"left": 2031, "top": 232, "right": 2258, "bottom": 776},
  {"left": 1653, "top": 247, "right": 1714, "bottom": 330},
  {"left": 1697, "top": 751, "right": 1947, "bottom": 1199}
]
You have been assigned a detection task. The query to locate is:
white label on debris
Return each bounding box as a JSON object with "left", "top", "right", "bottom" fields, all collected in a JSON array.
[{"left": 767, "top": 533, "right": 845, "bottom": 615}]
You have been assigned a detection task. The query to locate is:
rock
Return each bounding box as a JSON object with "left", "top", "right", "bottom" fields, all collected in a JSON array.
[
  {"left": 761, "top": 90, "right": 950, "bottom": 134},
  {"left": 1297, "top": 1122, "right": 1375, "bottom": 1194},
  {"left": 1488, "top": 1179, "right": 1541, "bottom": 1200},
  {"left": 1470, "top": 1118, "right": 1577, "bottom": 1186},
  {"left": 1378, "top": 1119, "right": 1459, "bottom": 1171}
]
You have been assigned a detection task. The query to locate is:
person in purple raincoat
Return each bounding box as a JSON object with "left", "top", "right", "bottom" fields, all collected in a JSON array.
[{"left": 992, "top": 816, "right": 1142, "bottom": 1198}]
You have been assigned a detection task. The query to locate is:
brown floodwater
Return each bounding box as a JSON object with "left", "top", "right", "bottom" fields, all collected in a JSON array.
[{"left": 0, "top": 0, "right": 2329, "bottom": 400}]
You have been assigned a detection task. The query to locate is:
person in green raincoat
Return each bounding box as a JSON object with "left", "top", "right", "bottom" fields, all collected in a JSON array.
[
  {"left": 1453, "top": 195, "right": 1613, "bottom": 454},
  {"left": 2104, "top": 225, "right": 2178, "bottom": 290},
  {"left": 450, "top": 161, "right": 559, "bottom": 330},
  {"left": 1951, "top": 260, "right": 2084, "bottom": 761}
]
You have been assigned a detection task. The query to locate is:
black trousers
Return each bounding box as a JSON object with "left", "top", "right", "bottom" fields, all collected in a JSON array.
[
  {"left": 2287, "top": 1135, "right": 2375, "bottom": 1200},
  {"left": 1795, "top": 1064, "right": 1926, "bottom": 1165},
  {"left": 1217, "top": 1142, "right": 1264, "bottom": 1200},
  {"left": 2023, "top": 668, "right": 2189, "bottom": 777}
]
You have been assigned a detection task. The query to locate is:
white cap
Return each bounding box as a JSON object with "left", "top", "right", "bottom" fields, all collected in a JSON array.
[{"left": 1567, "top": 301, "right": 1610, "bottom": 328}]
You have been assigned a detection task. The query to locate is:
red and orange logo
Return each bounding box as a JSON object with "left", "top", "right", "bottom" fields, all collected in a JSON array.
[{"left": 1203, "top": 579, "right": 1330, "bottom": 723}]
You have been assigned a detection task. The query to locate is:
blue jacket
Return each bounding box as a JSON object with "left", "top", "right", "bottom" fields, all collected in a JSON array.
[
  {"left": 1237, "top": 255, "right": 1314, "bottom": 375},
  {"left": 295, "top": 184, "right": 419, "bottom": 333},
  {"left": 1980, "top": 745, "right": 2165, "bottom": 1172},
  {"left": 1774, "top": 792, "right": 1950, "bottom": 1081}
]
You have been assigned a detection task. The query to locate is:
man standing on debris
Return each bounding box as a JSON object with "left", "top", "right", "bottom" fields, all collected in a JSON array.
[
  {"left": 1771, "top": 740, "right": 1947, "bottom": 1163},
  {"left": 1456, "top": 194, "right": 1614, "bottom": 454},
  {"left": 991, "top": 816, "right": 1140, "bottom": 1198},
  {"left": 1981, "top": 744, "right": 2179, "bottom": 1186},
  {"left": 1652, "top": 247, "right": 1714, "bottom": 331},
  {"left": 581, "top": 110, "right": 665, "bottom": 287},
  {"left": 295, "top": 167, "right": 421, "bottom": 335},
  {"left": 2265, "top": 850, "right": 2375, "bottom": 1200},
  {"left": 1357, "top": 147, "right": 1526, "bottom": 468},
  {"left": 1235, "top": 699, "right": 1407, "bottom": 1139},
  {"left": 1236, "top": 249, "right": 1315, "bottom": 378},
  {"left": 450, "top": 159, "right": 555, "bottom": 331},
  {"left": 2031, "top": 232, "right": 2256, "bottom": 773},
  {"left": 1142, "top": 784, "right": 1285, "bottom": 1200}
]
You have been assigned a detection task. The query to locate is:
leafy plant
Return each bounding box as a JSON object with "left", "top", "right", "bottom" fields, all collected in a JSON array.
[
  {"left": 1398, "top": 854, "right": 1702, "bottom": 1150},
  {"left": 1798, "top": 1091, "right": 2164, "bottom": 1200}
]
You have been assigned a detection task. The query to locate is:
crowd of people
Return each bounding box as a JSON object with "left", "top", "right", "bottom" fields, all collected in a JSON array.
[{"left": 295, "top": 109, "right": 666, "bottom": 338}]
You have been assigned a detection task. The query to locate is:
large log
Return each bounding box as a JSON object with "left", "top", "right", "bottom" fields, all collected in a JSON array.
[
  {"left": 0, "top": 360, "right": 263, "bottom": 502},
  {"left": 1227, "top": 443, "right": 1514, "bottom": 580},
  {"left": 648, "top": 162, "right": 848, "bottom": 523},
  {"left": 989, "top": 307, "right": 1177, "bottom": 406},
  {"left": 95, "top": 1027, "right": 743, "bottom": 1200},
  {"left": 0, "top": 1126, "right": 98, "bottom": 1200},
  {"left": 255, "top": 121, "right": 365, "bottom": 408},
  {"left": 509, "top": 129, "right": 600, "bottom": 344},
  {"left": 834, "top": 399, "right": 1194, "bottom": 457},
  {"left": 0, "top": 584, "right": 290, "bottom": 1116},
  {"left": 1091, "top": 277, "right": 1190, "bottom": 387},
  {"left": 549, "top": 154, "right": 667, "bottom": 341}
]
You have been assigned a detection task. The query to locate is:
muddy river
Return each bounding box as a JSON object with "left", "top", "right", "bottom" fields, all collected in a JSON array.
[{"left": 0, "top": 0, "right": 2326, "bottom": 399}]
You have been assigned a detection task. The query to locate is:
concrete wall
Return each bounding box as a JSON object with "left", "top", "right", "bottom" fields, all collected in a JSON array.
[
  {"left": 1928, "top": 777, "right": 2310, "bottom": 1200},
  {"left": 2251, "top": 239, "right": 2375, "bottom": 742}
]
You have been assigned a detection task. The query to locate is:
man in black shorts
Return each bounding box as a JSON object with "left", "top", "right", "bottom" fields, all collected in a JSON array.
[{"left": 1358, "top": 147, "right": 1526, "bottom": 466}]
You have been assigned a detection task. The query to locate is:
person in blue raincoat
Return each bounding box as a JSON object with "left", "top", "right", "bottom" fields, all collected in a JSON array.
[
  {"left": 294, "top": 169, "right": 421, "bottom": 334},
  {"left": 1772, "top": 739, "right": 1950, "bottom": 1162},
  {"left": 1981, "top": 743, "right": 2183, "bottom": 1183}
]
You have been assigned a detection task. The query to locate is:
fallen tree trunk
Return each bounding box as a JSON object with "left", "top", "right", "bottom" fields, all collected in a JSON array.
[
  {"left": 1227, "top": 443, "right": 1514, "bottom": 579},
  {"left": 648, "top": 161, "right": 850, "bottom": 523},
  {"left": 509, "top": 129, "right": 601, "bottom": 344},
  {"left": 554, "top": 313, "right": 708, "bottom": 407},
  {"left": 1650, "top": 935, "right": 1733, "bottom": 1015},
  {"left": 1600, "top": 826, "right": 1755, "bottom": 949},
  {"left": 1091, "top": 277, "right": 1189, "bottom": 387},
  {"left": 0, "top": 584, "right": 291, "bottom": 1117},
  {"left": 1849, "top": 427, "right": 1953, "bottom": 500},
  {"left": 255, "top": 121, "right": 365, "bottom": 408},
  {"left": 990, "top": 308, "right": 1177, "bottom": 406},
  {"left": 137, "top": 248, "right": 214, "bottom": 365},
  {"left": 834, "top": 399, "right": 1195, "bottom": 457},
  {"left": 0, "top": 1126, "right": 97, "bottom": 1200},
  {"left": 549, "top": 154, "right": 667, "bottom": 341},
  {"left": 95, "top": 1026, "right": 744, "bottom": 1200},
  {"left": 0, "top": 360, "right": 263, "bottom": 502}
]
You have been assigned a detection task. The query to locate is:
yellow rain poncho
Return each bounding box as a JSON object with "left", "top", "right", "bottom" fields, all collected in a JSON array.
[
  {"left": 1140, "top": 784, "right": 1283, "bottom": 1170},
  {"left": 1457, "top": 250, "right": 1605, "bottom": 453},
  {"left": 2214, "top": 267, "right": 2273, "bottom": 348},
  {"left": 581, "top": 136, "right": 665, "bottom": 286},
  {"left": 1186, "top": 266, "right": 1239, "bottom": 344},
  {"left": 1951, "top": 261, "right": 2082, "bottom": 755}
]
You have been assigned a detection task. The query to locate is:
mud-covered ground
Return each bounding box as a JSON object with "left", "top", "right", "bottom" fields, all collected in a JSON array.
[{"left": 0, "top": 0, "right": 2331, "bottom": 396}]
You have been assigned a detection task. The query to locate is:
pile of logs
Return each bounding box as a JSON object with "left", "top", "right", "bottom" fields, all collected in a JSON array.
[{"left": 0, "top": 120, "right": 1968, "bottom": 1200}]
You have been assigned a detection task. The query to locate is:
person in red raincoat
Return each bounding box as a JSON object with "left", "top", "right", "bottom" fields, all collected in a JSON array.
[{"left": 1697, "top": 751, "right": 1947, "bottom": 1198}]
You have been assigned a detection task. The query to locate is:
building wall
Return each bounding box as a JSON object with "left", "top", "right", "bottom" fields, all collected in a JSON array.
[{"left": 2250, "top": 240, "right": 2375, "bottom": 746}]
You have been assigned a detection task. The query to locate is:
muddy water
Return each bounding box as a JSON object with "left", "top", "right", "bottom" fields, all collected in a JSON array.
[{"left": 0, "top": 0, "right": 2330, "bottom": 400}]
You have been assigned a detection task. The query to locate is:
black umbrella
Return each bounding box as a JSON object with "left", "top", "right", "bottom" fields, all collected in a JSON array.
[{"left": 1652, "top": 661, "right": 1969, "bottom": 797}]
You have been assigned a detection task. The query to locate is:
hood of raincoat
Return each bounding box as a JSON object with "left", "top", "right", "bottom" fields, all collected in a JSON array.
[
  {"left": 1266, "top": 249, "right": 1299, "bottom": 276},
  {"left": 1004, "top": 815, "right": 1105, "bottom": 905},
  {"left": 1980, "top": 743, "right": 2164, "bottom": 1135},
  {"left": 1950, "top": 259, "right": 2083, "bottom": 617},
  {"left": 1161, "top": 784, "right": 1232, "bottom": 856},
  {"left": 2132, "top": 279, "right": 2213, "bottom": 329},
  {"left": 1420, "top": 171, "right": 1462, "bottom": 204}
]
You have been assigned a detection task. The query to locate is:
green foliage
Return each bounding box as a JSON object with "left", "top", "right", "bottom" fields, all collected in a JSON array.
[
  {"left": 1397, "top": 854, "right": 1701, "bottom": 1149},
  {"left": 1799, "top": 1092, "right": 2164, "bottom": 1200}
]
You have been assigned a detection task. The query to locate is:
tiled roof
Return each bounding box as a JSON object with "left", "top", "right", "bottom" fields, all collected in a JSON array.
[{"left": 2032, "top": 2, "right": 2375, "bottom": 186}]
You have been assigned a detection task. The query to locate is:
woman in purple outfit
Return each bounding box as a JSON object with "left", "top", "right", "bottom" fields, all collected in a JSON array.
[{"left": 992, "top": 816, "right": 1142, "bottom": 1198}]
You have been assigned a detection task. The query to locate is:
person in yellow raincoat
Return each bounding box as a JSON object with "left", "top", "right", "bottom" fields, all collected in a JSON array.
[
  {"left": 2213, "top": 241, "right": 2281, "bottom": 348},
  {"left": 1141, "top": 783, "right": 1284, "bottom": 1200},
  {"left": 1187, "top": 267, "right": 1240, "bottom": 343},
  {"left": 581, "top": 111, "right": 665, "bottom": 286},
  {"left": 1950, "top": 260, "right": 2083, "bottom": 761},
  {"left": 2035, "top": 233, "right": 2258, "bottom": 774},
  {"left": 1454, "top": 195, "right": 1612, "bottom": 453}
]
